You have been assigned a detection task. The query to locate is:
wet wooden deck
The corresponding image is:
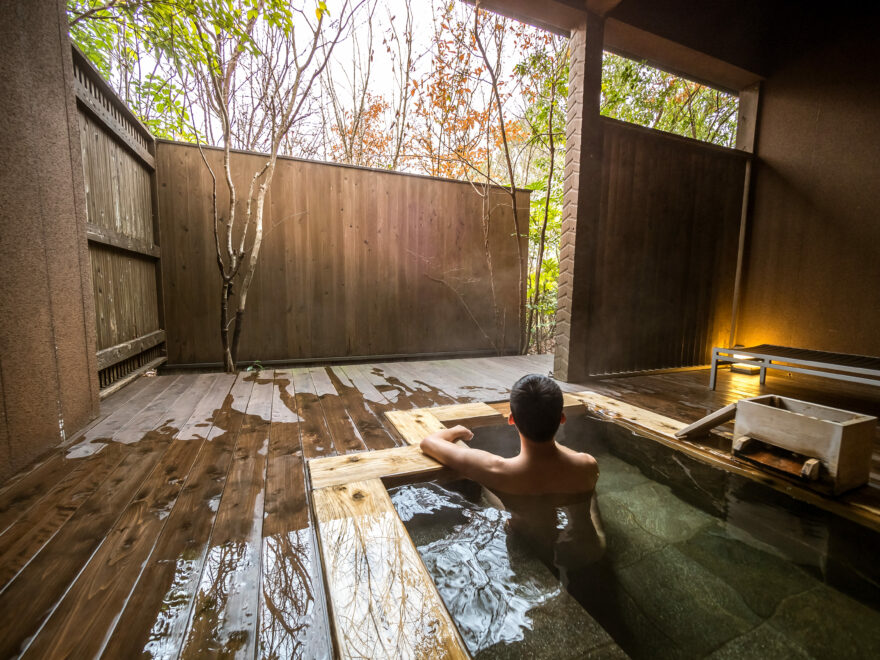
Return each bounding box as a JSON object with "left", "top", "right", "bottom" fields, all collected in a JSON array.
[{"left": 1, "top": 355, "right": 879, "bottom": 658}]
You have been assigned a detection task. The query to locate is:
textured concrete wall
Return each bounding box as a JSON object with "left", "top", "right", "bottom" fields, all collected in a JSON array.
[
  {"left": 736, "top": 15, "right": 880, "bottom": 356},
  {"left": 0, "top": 0, "right": 99, "bottom": 482}
]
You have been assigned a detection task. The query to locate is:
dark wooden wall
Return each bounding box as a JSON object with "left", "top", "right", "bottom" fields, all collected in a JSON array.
[
  {"left": 0, "top": 0, "right": 99, "bottom": 482},
  {"left": 157, "top": 142, "right": 529, "bottom": 365},
  {"left": 72, "top": 48, "right": 165, "bottom": 386},
  {"left": 736, "top": 14, "right": 880, "bottom": 357},
  {"left": 580, "top": 118, "right": 747, "bottom": 375}
]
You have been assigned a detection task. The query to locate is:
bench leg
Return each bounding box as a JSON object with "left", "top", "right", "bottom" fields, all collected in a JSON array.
[
  {"left": 709, "top": 355, "right": 718, "bottom": 390},
  {"left": 759, "top": 363, "right": 767, "bottom": 385}
]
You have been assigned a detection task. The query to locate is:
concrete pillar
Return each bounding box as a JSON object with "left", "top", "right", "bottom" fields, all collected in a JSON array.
[
  {"left": 0, "top": 0, "right": 99, "bottom": 481},
  {"left": 553, "top": 13, "right": 604, "bottom": 383}
]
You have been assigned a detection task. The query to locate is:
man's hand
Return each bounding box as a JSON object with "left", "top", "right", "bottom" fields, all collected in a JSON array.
[
  {"left": 445, "top": 425, "right": 474, "bottom": 443},
  {"left": 421, "top": 425, "right": 473, "bottom": 445}
]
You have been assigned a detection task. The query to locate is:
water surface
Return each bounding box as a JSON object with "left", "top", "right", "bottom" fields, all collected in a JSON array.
[{"left": 391, "top": 416, "right": 880, "bottom": 659}]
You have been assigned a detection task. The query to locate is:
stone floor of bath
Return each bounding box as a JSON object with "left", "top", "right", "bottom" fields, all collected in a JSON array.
[{"left": 1, "top": 354, "right": 879, "bottom": 658}]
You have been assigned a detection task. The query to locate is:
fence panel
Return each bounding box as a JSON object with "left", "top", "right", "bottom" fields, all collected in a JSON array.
[
  {"left": 583, "top": 117, "right": 748, "bottom": 375},
  {"left": 72, "top": 46, "right": 165, "bottom": 390},
  {"left": 157, "top": 142, "right": 528, "bottom": 366}
]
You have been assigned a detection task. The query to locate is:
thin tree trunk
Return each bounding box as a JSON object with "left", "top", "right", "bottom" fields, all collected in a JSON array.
[
  {"left": 473, "top": 6, "right": 525, "bottom": 353},
  {"left": 221, "top": 282, "right": 234, "bottom": 371},
  {"left": 528, "top": 87, "right": 556, "bottom": 353},
  {"left": 230, "top": 174, "right": 272, "bottom": 364}
]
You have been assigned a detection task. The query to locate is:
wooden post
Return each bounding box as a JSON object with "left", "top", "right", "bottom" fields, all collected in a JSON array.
[
  {"left": 554, "top": 13, "right": 605, "bottom": 383},
  {"left": 728, "top": 82, "right": 760, "bottom": 348}
]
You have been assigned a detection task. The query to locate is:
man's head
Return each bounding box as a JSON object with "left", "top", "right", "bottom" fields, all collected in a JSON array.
[{"left": 508, "top": 374, "right": 564, "bottom": 443}]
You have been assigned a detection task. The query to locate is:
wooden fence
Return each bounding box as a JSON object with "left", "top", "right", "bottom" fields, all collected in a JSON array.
[
  {"left": 157, "top": 142, "right": 529, "bottom": 366},
  {"left": 72, "top": 46, "right": 165, "bottom": 390},
  {"left": 581, "top": 117, "right": 748, "bottom": 375}
]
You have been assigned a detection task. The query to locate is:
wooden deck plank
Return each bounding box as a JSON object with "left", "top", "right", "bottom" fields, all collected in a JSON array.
[
  {"left": 21, "top": 400, "right": 214, "bottom": 658},
  {"left": 338, "top": 363, "right": 407, "bottom": 443},
  {"left": 80, "top": 372, "right": 181, "bottom": 445},
  {"left": 313, "top": 479, "right": 469, "bottom": 659},
  {"left": 113, "top": 374, "right": 203, "bottom": 445},
  {"left": 363, "top": 361, "right": 457, "bottom": 408},
  {"left": 99, "top": 373, "right": 249, "bottom": 659},
  {"left": 308, "top": 367, "right": 368, "bottom": 455},
  {"left": 404, "top": 359, "right": 474, "bottom": 399},
  {"left": 180, "top": 372, "right": 274, "bottom": 658},
  {"left": 386, "top": 359, "right": 475, "bottom": 401},
  {"left": 430, "top": 358, "right": 513, "bottom": 400},
  {"left": 0, "top": 443, "right": 126, "bottom": 588},
  {"left": 0, "top": 428, "right": 180, "bottom": 657},
  {"left": 430, "top": 401, "right": 506, "bottom": 427},
  {"left": 292, "top": 367, "right": 336, "bottom": 459},
  {"left": 327, "top": 366, "right": 397, "bottom": 450},
  {"left": 468, "top": 355, "right": 552, "bottom": 389},
  {"left": 257, "top": 370, "right": 331, "bottom": 660},
  {"left": 0, "top": 374, "right": 175, "bottom": 529},
  {"left": 3, "top": 358, "right": 877, "bottom": 658},
  {"left": 309, "top": 444, "right": 453, "bottom": 490},
  {"left": 351, "top": 363, "right": 408, "bottom": 406},
  {"left": 384, "top": 408, "right": 446, "bottom": 445},
  {"left": 15, "top": 374, "right": 219, "bottom": 658},
  {"left": 97, "top": 371, "right": 163, "bottom": 417}
]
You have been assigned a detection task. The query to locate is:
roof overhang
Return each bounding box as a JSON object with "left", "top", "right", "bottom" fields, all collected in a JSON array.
[{"left": 473, "top": 0, "right": 764, "bottom": 92}]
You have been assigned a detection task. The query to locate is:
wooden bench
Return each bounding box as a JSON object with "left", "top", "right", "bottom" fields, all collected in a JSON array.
[{"left": 710, "top": 344, "right": 880, "bottom": 390}]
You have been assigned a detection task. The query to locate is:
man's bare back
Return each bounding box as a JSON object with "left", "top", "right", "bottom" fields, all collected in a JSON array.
[{"left": 419, "top": 423, "right": 599, "bottom": 497}]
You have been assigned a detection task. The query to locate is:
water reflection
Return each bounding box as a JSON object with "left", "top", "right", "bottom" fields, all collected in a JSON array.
[
  {"left": 258, "top": 529, "right": 328, "bottom": 660},
  {"left": 182, "top": 539, "right": 259, "bottom": 656},
  {"left": 317, "top": 485, "right": 459, "bottom": 659},
  {"left": 393, "top": 484, "right": 556, "bottom": 653},
  {"left": 390, "top": 483, "right": 614, "bottom": 658},
  {"left": 369, "top": 367, "right": 459, "bottom": 407}
]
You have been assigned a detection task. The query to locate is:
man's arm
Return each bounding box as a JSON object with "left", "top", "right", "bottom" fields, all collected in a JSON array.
[{"left": 420, "top": 425, "right": 508, "bottom": 488}]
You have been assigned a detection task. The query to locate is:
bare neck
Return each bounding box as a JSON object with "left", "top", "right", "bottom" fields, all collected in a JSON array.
[{"left": 518, "top": 434, "right": 560, "bottom": 460}]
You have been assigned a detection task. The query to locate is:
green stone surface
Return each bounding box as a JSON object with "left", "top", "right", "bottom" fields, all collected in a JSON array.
[
  {"left": 599, "top": 495, "right": 669, "bottom": 568},
  {"left": 616, "top": 546, "right": 761, "bottom": 656},
  {"left": 576, "top": 641, "right": 633, "bottom": 659},
  {"left": 706, "top": 623, "right": 813, "bottom": 660},
  {"left": 604, "top": 482, "right": 715, "bottom": 545},
  {"left": 603, "top": 582, "right": 689, "bottom": 660},
  {"left": 767, "top": 586, "right": 880, "bottom": 660},
  {"left": 677, "top": 528, "right": 815, "bottom": 618},
  {"left": 594, "top": 454, "right": 652, "bottom": 495},
  {"left": 477, "top": 589, "right": 617, "bottom": 660},
  {"left": 600, "top": 480, "right": 716, "bottom": 569}
]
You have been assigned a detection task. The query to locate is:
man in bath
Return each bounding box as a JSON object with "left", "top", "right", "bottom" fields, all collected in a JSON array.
[
  {"left": 420, "top": 374, "right": 606, "bottom": 585},
  {"left": 420, "top": 373, "right": 599, "bottom": 500}
]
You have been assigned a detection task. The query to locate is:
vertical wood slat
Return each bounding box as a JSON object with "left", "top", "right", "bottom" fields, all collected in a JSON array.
[{"left": 585, "top": 118, "right": 748, "bottom": 375}]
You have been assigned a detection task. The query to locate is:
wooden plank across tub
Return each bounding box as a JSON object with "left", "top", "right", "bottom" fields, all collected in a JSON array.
[{"left": 313, "top": 479, "right": 469, "bottom": 659}]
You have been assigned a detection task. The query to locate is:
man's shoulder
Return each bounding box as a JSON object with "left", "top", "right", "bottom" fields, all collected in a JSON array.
[{"left": 559, "top": 445, "right": 598, "bottom": 470}]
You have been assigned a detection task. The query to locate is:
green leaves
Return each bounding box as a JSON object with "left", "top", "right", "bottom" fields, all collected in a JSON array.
[{"left": 599, "top": 52, "right": 739, "bottom": 147}]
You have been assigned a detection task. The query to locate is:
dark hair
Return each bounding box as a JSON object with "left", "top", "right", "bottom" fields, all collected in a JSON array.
[{"left": 509, "top": 374, "right": 563, "bottom": 443}]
